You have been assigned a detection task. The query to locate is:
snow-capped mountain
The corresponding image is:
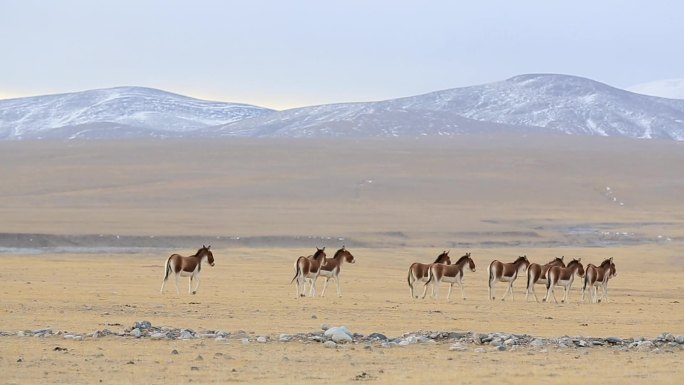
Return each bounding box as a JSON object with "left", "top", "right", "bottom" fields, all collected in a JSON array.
[
  {"left": 0, "top": 87, "right": 273, "bottom": 139},
  {"left": 217, "top": 74, "right": 684, "bottom": 140},
  {"left": 3, "top": 74, "right": 684, "bottom": 140}
]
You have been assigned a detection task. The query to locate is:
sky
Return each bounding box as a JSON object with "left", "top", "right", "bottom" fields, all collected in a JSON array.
[{"left": 1, "top": 0, "right": 682, "bottom": 110}]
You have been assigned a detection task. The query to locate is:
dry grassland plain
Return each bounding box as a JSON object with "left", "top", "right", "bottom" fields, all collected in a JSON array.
[{"left": 1, "top": 135, "right": 683, "bottom": 384}]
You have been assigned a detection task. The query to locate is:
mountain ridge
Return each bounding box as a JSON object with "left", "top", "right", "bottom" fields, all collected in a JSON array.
[{"left": 2, "top": 74, "right": 684, "bottom": 140}]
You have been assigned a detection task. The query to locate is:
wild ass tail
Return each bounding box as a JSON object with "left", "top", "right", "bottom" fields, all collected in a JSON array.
[
  {"left": 290, "top": 258, "right": 302, "bottom": 284},
  {"left": 487, "top": 262, "right": 494, "bottom": 289},
  {"left": 425, "top": 265, "right": 434, "bottom": 286},
  {"left": 163, "top": 256, "right": 172, "bottom": 281}
]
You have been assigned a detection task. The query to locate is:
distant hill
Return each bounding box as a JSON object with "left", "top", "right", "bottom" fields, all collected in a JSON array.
[
  {"left": 0, "top": 87, "right": 273, "bottom": 139},
  {"left": 216, "top": 74, "right": 684, "bottom": 140},
  {"left": 2, "top": 75, "right": 684, "bottom": 140}
]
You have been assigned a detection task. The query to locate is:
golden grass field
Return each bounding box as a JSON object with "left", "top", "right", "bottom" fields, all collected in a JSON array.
[{"left": 1, "top": 136, "right": 683, "bottom": 384}]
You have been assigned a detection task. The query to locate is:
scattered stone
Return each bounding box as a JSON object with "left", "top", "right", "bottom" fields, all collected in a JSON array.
[
  {"left": 195, "top": 355, "right": 203, "bottom": 361},
  {"left": 367, "top": 333, "right": 388, "bottom": 341},
  {"left": 171, "top": 349, "right": 179, "bottom": 355},
  {"left": 1, "top": 321, "right": 675, "bottom": 355},
  {"left": 449, "top": 343, "right": 467, "bottom": 352},
  {"left": 53, "top": 347, "right": 68, "bottom": 352},
  {"left": 606, "top": 336, "right": 623, "bottom": 345},
  {"left": 191, "top": 366, "right": 200, "bottom": 371},
  {"left": 323, "top": 341, "right": 337, "bottom": 349},
  {"left": 179, "top": 331, "right": 194, "bottom": 340},
  {"left": 311, "top": 314, "right": 317, "bottom": 319},
  {"left": 151, "top": 332, "right": 167, "bottom": 340},
  {"left": 279, "top": 334, "right": 292, "bottom": 342}
]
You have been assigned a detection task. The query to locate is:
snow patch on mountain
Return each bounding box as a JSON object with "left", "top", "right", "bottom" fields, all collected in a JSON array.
[{"left": 0, "top": 87, "right": 273, "bottom": 139}]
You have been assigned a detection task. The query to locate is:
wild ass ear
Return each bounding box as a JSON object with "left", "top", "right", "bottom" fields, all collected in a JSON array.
[{"left": 207, "top": 245, "right": 211, "bottom": 250}]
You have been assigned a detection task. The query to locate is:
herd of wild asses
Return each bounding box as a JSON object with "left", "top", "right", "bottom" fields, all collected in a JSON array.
[{"left": 160, "top": 246, "right": 617, "bottom": 304}]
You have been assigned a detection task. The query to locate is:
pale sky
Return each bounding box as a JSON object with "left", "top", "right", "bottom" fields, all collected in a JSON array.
[{"left": 1, "top": 0, "right": 682, "bottom": 110}]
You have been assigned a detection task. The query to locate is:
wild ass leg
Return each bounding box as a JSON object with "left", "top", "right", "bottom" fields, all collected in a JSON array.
[
  {"left": 309, "top": 277, "right": 318, "bottom": 297},
  {"left": 501, "top": 281, "right": 514, "bottom": 301},
  {"left": 488, "top": 280, "right": 495, "bottom": 301},
  {"left": 320, "top": 278, "right": 329, "bottom": 297},
  {"left": 544, "top": 283, "right": 558, "bottom": 304},
  {"left": 458, "top": 281, "right": 466, "bottom": 300},
  {"left": 600, "top": 283, "right": 609, "bottom": 302},
  {"left": 446, "top": 283, "right": 453, "bottom": 301},
  {"left": 420, "top": 280, "right": 430, "bottom": 299},
  {"left": 335, "top": 276, "right": 341, "bottom": 298},
  {"left": 172, "top": 273, "right": 180, "bottom": 295},
  {"left": 562, "top": 284, "right": 570, "bottom": 303},
  {"left": 192, "top": 274, "right": 201, "bottom": 294},
  {"left": 433, "top": 280, "right": 441, "bottom": 299},
  {"left": 188, "top": 276, "right": 193, "bottom": 294}
]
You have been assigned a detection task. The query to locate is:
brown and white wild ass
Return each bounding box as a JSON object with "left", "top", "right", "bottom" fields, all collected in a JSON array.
[
  {"left": 543, "top": 258, "right": 585, "bottom": 303},
  {"left": 581, "top": 257, "right": 617, "bottom": 303},
  {"left": 291, "top": 247, "right": 327, "bottom": 298},
  {"left": 487, "top": 256, "right": 530, "bottom": 301},
  {"left": 425, "top": 252, "right": 476, "bottom": 300},
  {"left": 407, "top": 251, "right": 452, "bottom": 299},
  {"left": 316, "top": 246, "right": 356, "bottom": 297},
  {"left": 525, "top": 256, "right": 565, "bottom": 302},
  {"left": 160, "top": 245, "right": 215, "bottom": 295}
]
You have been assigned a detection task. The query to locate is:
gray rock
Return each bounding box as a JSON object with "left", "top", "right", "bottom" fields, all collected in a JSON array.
[
  {"left": 576, "top": 340, "right": 588, "bottom": 347},
  {"left": 606, "top": 336, "right": 623, "bottom": 344},
  {"left": 135, "top": 321, "right": 152, "bottom": 330},
  {"left": 151, "top": 332, "right": 167, "bottom": 340},
  {"left": 530, "top": 339, "right": 545, "bottom": 348},
  {"left": 323, "top": 341, "right": 337, "bottom": 349},
  {"left": 179, "top": 331, "right": 194, "bottom": 340},
  {"left": 675, "top": 335, "right": 684, "bottom": 344},
  {"left": 449, "top": 343, "right": 467, "bottom": 352},
  {"left": 130, "top": 328, "right": 142, "bottom": 338},
  {"left": 324, "top": 326, "right": 351, "bottom": 337},
  {"left": 397, "top": 340, "right": 410, "bottom": 347},
  {"left": 320, "top": 324, "right": 330, "bottom": 331},
  {"left": 241, "top": 338, "right": 250, "bottom": 345},
  {"left": 279, "top": 334, "right": 292, "bottom": 342},
  {"left": 636, "top": 341, "right": 654, "bottom": 351},
  {"left": 496, "top": 345, "right": 507, "bottom": 351},
  {"left": 332, "top": 333, "right": 353, "bottom": 344},
  {"left": 367, "top": 333, "right": 388, "bottom": 341},
  {"left": 474, "top": 348, "right": 487, "bottom": 353},
  {"left": 256, "top": 336, "right": 268, "bottom": 343}
]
